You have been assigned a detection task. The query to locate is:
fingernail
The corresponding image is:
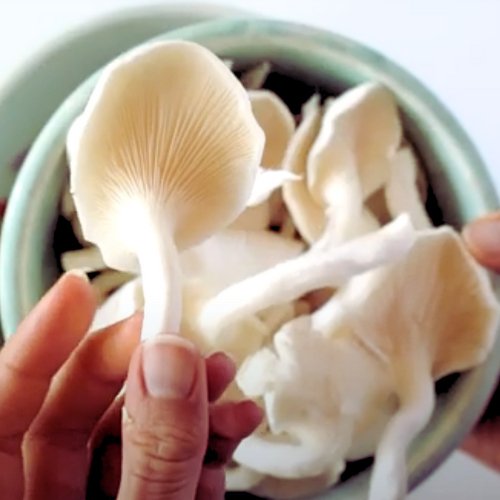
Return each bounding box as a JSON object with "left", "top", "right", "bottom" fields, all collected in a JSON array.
[
  {"left": 64, "top": 269, "right": 90, "bottom": 283},
  {"left": 463, "top": 213, "right": 500, "bottom": 258},
  {"left": 142, "top": 335, "right": 198, "bottom": 399}
]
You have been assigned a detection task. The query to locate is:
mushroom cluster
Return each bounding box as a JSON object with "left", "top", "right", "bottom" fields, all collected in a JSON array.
[{"left": 60, "top": 41, "right": 499, "bottom": 500}]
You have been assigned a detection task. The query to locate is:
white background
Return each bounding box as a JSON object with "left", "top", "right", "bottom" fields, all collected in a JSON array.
[{"left": 0, "top": 1, "right": 499, "bottom": 498}]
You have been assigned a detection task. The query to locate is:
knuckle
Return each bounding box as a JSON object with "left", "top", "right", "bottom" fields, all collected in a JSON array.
[{"left": 125, "top": 421, "right": 205, "bottom": 482}]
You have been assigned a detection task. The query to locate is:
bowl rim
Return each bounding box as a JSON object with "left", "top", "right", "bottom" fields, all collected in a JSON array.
[
  {"left": 1, "top": 17, "right": 499, "bottom": 499},
  {"left": 0, "top": 3, "right": 250, "bottom": 101}
]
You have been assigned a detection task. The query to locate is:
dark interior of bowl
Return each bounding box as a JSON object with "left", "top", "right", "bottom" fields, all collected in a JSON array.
[{"left": 47, "top": 61, "right": 475, "bottom": 500}]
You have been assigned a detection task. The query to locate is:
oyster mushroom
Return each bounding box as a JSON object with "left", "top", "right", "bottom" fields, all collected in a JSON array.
[
  {"left": 60, "top": 185, "right": 76, "bottom": 219},
  {"left": 61, "top": 246, "right": 105, "bottom": 273},
  {"left": 240, "top": 61, "right": 272, "bottom": 90},
  {"left": 384, "top": 147, "right": 432, "bottom": 229},
  {"left": 326, "top": 226, "right": 499, "bottom": 500},
  {"left": 249, "top": 90, "right": 295, "bottom": 169},
  {"left": 230, "top": 202, "right": 271, "bottom": 231},
  {"left": 234, "top": 226, "right": 498, "bottom": 497},
  {"left": 91, "top": 277, "right": 143, "bottom": 331},
  {"left": 282, "top": 94, "right": 326, "bottom": 243},
  {"left": 90, "top": 270, "right": 135, "bottom": 303},
  {"left": 235, "top": 315, "right": 391, "bottom": 481},
  {"left": 225, "top": 464, "right": 264, "bottom": 491},
  {"left": 307, "top": 82, "right": 402, "bottom": 203},
  {"left": 247, "top": 167, "right": 300, "bottom": 207},
  {"left": 233, "top": 167, "right": 300, "bottom": 231},
  {"left": 306, "top": 96, "right": 382, "bottom": 246},
  {"left": 181, "top": 229, "right": 304, "bottom": 362},
  {"left": 199, "top": 214, "right": 415, "bottom": 334},
  {"left": 67, "top": 40, "right": 264, "bottom": 339}
]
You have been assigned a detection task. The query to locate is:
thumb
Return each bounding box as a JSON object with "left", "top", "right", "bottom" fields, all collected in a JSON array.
[
  {"left": 117, "top": 336, "right": 208, "bottom": 500},
  {"left": 463, "top": 212, "right": 500, "bottom": 272}
]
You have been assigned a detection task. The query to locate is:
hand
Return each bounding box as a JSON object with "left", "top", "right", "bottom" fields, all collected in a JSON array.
[
  {"left": 0, "top": 272, "right": 262, "bottom": 500},
  {"left": 462, "top": 212, "right": 500, "bottom": 471}
]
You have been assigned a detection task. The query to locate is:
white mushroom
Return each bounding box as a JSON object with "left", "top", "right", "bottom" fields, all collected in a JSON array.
[
  {"left": 321, "top": 226, "right": 499, "bottom": 500},
  {"left": 61, "top": 246, "right": 106, "bottom": 273},
  {"left": 235, "top": 316, "right": 390, "bottom": 480},
  {"left": 91, "top": 277, "right": 143, "bottom": 331},
  {"left": 181, "top": 229, "right": 304, "bottom": 294},
  {"left": 249, "top": 90, "right": 296, "bottom": 169},
  {"left": 306, "top": 96, "right": 382, "bottom": 245},
  {"left": 199, "top": 214, "right": 415, "bottom": 334},
  {"left": 225, "top": 464, "right": 264, "bottom": 491},
  {"left": 67, "top": 40, "right": 264, "bottom": 339},
  {"left": 60, "top": 185, "right": 76, "bottom": 219},
  {"left": 240, "top": 61, "right": 271, "bottom": 90},
  {"left": 90, "top": 270, "right": 135, "bottom": 303},
  {"left": 247, "top": 167, "right": 300, "bottom": 207},
  {"left": 385, "top": 147, "right": 432, "bottom": 229},
  {"left": 235, "top": 225, "right": 498, "bottom": 495},
  {"left": 258, "top": 303, "right": 297, "bottom": 333},
  {"left": 181, "top": 229, "right": 304, "bottom": 362},
  {"left": 230, "top": 202, "right": 271, "bottom": 231},
  {"left": 307, "top": 82, "right": 402, "bottom": 203},
  {"left": 282, "top": 94, "right": 326, "bottom": 243}
]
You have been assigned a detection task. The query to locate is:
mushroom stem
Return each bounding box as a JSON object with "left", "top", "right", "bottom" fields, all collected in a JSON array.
[
  {"left": 200, "top": 215, "right": 415, "bottom": 333},
  {"left": 368, "top": 356, "right": 435, "bottom": 500},
  {"left": 138, "top": 223, "right": 182, "bottom": 340}
]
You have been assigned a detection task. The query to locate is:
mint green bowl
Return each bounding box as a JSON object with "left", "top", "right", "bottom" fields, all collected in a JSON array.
[
  {"left": 0, "top": 4, "right": 245, "bottom": 208},
  {"left": 1, "top": 18, "right": 499, "bottom": 500}
]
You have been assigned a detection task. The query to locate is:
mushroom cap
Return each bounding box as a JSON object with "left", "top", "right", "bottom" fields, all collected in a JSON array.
[
  {"left": 225, "top": 464, "right": 264, "bottom": 492},
  {"left": 282, "top": 94, "right": 326, "bottom": 243},
  {"left": 385, "top": 147, "right": 432, "bottom": 229},
  {"left": 68, "top": 40, "right": 264, "bottom": 272},
  {"left": 337, "top": 226, "right": 499, "bottom": 380},
  {"left": 90, "top": 277, "right": 143, "bottom": 331},
  {"left": 307, "top": 82, "right": 401, "bottom": 204},
  {"left": 249, "top": 90, "right": 296, "bottom": 169},
  {"left": 235, "top": 316, "right": 390, "bottom": 480},
  {"left": 61, "top": 246, "right": 106, "bottom": 273}
]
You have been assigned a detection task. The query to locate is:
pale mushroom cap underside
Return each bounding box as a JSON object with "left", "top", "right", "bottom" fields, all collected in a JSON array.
[
  {"left": 69, "top": 40, "right": 264, "bottom": 272},
  {"left": 249, "top": 89, "right": 296, "bottom": 169},
  {"left": 341, "top": 226, "right": 499, "bottom": 379}
]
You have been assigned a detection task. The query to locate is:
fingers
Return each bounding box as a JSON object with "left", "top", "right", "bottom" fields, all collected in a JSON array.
[
  {"left": 87, "top": 397, "right": 125, "bottom": 499},
  {"left": 209, "top": 401, "right": 263, "bottom": 440},
  {"left": 0, "top": 272, "right": 95, "bottom": 500},
  {"left": 206, "top": 401, "right": 263, "bottom": 467},
  {"left": 23, "top": 314, "right": 141, "bottom": 499},
  {"left": 88, "top": 437, "right": 122, "bottom": 500},
  {"left": 118, "top": 336, "right": 209, "bottom": 500},
  {"left": 90, "top": 351, "right": 260, "bottom": 500},
  {"left": 195, "top": 468, "right": 225, "bottom": 500},
  {"left": 206, "top": 352, "right": 236, "bottom": 402},
  {"left": 199, "top": 401, "right": 262, "bottom": 500},
  {"left": 463, "top": 212, "right": 500, "bottom": 272}
]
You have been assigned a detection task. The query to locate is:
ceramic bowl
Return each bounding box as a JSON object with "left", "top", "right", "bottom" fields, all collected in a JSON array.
[
  {"left": 0, "top": 3, "right": 251, "bottom": 335},
  {"left": 1, "top": 17, "right": 499, "bottom": 500}
]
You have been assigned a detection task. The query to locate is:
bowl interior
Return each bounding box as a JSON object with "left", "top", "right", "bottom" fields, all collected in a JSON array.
[{"left": 1, "top": 18, "right": 499, "bottom": 500}]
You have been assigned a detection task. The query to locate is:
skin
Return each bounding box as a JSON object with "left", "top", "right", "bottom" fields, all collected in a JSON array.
[
  {"left": 0, "top": 212, "right": 497, "bottom": 500},
  {"left": 461, "top": 213, "right": 500, "bottom": 473},
  {"left": 0, "top": 272, "right": 262, "bottom": 500}
]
